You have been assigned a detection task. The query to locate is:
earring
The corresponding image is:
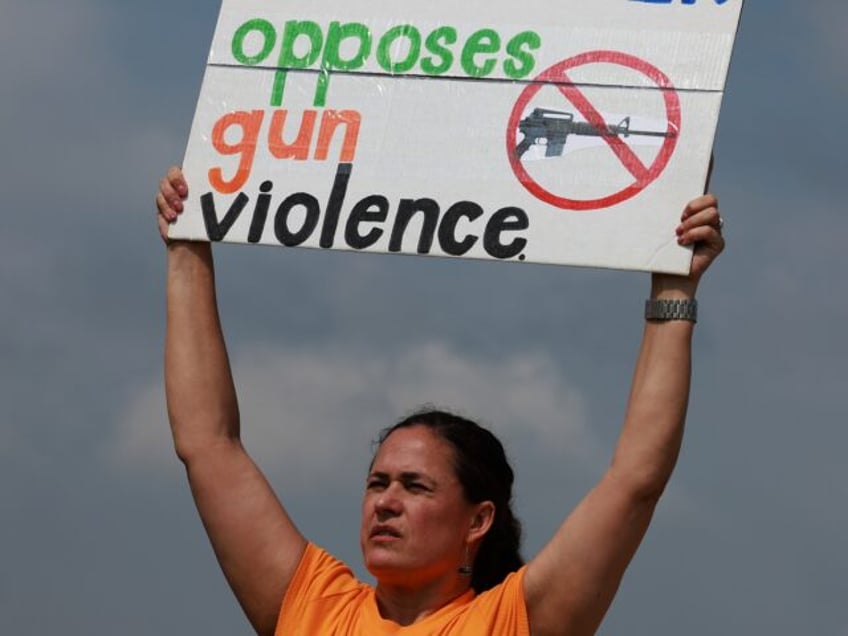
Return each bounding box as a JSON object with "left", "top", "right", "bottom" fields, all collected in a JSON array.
[{"left": 458, "top": 545, "right": 473, "bottom": 576}]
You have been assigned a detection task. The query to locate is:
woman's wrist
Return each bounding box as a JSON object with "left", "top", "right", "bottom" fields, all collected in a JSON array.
[
  {"left": 650, "top": 272, "right": 699, "bottom": 301},
  {"left": 166, "top": 240, "right": 214, "bottom": 277},
  {"left": 167, "top": 239, "right": 212, "bottom": 258}
]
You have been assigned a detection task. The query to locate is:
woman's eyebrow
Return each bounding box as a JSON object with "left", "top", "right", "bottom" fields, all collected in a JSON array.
[
  {"left": 367, "top": 470, "right": 434, "bottom": 483},
  {"left": 399, "top": 471, "right": 436, "bottom": 485}
]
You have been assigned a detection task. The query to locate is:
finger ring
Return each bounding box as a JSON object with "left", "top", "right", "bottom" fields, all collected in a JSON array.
[{"left": 717, "top": 217, "right": 724, "bottom": 231}]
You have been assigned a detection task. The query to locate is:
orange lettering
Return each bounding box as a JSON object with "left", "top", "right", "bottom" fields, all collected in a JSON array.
[
  {"left": 209, "top": 110, "right": 265, "bottom": 194},
  {"left": 314, "top": 110, "right": 361, "bottom": 162},
  {"left": 268, "top": 110, "right": 317, "bottom": 160}
]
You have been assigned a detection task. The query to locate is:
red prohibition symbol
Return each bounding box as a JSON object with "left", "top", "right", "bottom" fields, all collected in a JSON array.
[{"left": 507, "top": 50, "right": 681, "bottom": 211}]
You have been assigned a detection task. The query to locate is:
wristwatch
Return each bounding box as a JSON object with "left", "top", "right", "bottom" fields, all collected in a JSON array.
[{"left": 644, "top": 299, "right": 698, "bottom": 323}]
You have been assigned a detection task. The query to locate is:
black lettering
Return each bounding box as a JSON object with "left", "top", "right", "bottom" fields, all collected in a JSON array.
[
  {"left": 248, "top": 181, "right": 274, "bottom": 243},
  {"left": 202, "top": 192, "right": 250, "bottom": 241},
  {"left": 483, "top": 207, "right": 529, "bottom": 259},
  {"left": 389, "top": 198, "right": 439, "bottom": 253},
  {"left": 319, "top": 163, "right": 352, "bottom": 248},
  {"left": 205, "top": 170, "right": 530, "bottom": 260},
  {"left": 438, "top": 201, "right": 482, "bottom": 255},
  {"left": 345, "top": 195, "right": 389, "bottom": 249},
  {"left": 274, "top": 192, "right": 320, "bottom": 246}
]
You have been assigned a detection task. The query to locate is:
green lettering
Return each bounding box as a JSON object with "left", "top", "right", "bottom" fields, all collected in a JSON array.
[
  {"left": 504, "top": 31, "right": 542, "bottom": 78},
  {"left": 323, "top": 22, "right": 372, "bottom": 71},
  {"left": 276, "top": 21, "right": 324, "bottom": 107},
  {"left": 461, "top": 29, "right": 500, "bottom": 78},
  {"left": 232, "top": 19, "right": 277, "bottom": 66},
  {"left": 278, "top": 20, "right": 323, "bottom": 68},
  {"left": 421, "top": 26, "right": 457, "bottom": 75},
  {"left": 377, "top": 25, "right": 422, "bottom": 74}
]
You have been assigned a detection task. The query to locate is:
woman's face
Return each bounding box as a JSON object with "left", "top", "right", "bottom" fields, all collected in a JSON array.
[{"left": 360, "top": 425, "right": 479, "bottom": 587}]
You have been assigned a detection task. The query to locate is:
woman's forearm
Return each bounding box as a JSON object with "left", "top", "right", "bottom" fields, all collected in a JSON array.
[{"left": 165, "top": 241, "right": 240, "bottom": 461}]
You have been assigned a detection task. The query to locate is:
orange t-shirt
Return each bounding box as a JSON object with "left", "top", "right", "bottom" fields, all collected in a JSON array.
[{"left": 275, "top": 543, "right": 530, "bottom": 635}]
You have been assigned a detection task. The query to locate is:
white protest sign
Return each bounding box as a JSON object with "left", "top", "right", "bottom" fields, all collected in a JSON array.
[{"left": 172, "top": 0, "right": 743, "bottom": 273}]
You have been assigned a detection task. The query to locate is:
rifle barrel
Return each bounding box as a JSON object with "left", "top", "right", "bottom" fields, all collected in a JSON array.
[
  {"left": 568, "top": 122, "right": 674, "bottom": 138},
  {"left": 621, "top": 128, "right": 676, "bottom": 138}
]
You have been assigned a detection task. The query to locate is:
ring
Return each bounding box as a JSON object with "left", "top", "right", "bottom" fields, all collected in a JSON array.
[{"left": 717, "top": 217, "right": 724, "bottom": 231}]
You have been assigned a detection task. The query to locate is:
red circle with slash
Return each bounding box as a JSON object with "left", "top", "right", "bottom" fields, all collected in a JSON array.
[{"left": 507, "top": 50, "right": 681, "bottom": 211}]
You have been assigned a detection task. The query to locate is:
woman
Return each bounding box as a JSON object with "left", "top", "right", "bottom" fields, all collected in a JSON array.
[{"left": 156, "top": 165, "right": 724, "bottom": 635}]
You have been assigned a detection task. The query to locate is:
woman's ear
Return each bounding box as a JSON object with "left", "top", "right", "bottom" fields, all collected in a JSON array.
[{"left": 467, "top": 501, "right": 495, "bottom": 543}]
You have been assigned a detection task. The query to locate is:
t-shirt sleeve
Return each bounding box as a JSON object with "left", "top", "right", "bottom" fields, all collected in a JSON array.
[
  {"left": 275, "top": 543, "right": 363, "bottom": 635},
  {"left": 464, "top": 567, "right": 531, "bottom": 636}
]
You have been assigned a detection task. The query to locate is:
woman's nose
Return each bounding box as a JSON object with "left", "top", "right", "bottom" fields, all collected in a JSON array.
[{"left": 375, "top": 483, "right": 402, "bottom": 516}]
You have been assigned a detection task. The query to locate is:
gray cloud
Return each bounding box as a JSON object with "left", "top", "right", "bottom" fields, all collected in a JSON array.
[{"left": 108, "top": 341, "right": 596, "bottom": 488}]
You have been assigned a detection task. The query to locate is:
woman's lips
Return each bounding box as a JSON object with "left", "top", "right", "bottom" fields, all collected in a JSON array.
[{"left": 370, "top": 525, "right": 402, "bottom": 540}]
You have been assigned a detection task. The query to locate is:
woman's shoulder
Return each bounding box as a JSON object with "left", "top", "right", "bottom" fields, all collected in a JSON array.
[
  {"left": 290, "top": 543, "right": 368, "bottom": 598},
  {"left": 276, "top": 544, "right": 375, "bottom": 634}
]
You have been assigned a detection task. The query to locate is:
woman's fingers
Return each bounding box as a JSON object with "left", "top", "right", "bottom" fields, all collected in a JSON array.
[
  {"left": 673, "top": 194, "right": 725, "bottom": 281},
  {"left": 156, "top": 166, "right": 188, "bottom": 242},
  {"left": 676, "top": 195, "right": 721, "bottom": 243}
]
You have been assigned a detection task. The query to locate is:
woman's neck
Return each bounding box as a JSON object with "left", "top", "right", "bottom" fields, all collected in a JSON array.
[{"left": 374, "top": 575, "right": 473, "bottom": 626}]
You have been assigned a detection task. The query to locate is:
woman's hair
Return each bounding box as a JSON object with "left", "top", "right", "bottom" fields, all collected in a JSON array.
[{"left": 377, "top": 408, "right": 524, "bottom": 593}]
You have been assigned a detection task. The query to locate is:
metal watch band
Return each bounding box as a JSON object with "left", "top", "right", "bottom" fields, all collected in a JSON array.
[{"left": 644, "top": 299, "right": 698, "bottom": 323}]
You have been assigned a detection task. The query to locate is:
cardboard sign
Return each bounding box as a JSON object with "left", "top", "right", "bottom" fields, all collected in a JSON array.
[{"left": 172, "top": 0, "right": 743, "bottom": 273}]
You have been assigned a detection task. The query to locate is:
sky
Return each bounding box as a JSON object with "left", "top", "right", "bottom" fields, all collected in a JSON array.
[{"left": 1, "top": 0, "right": 847, "bottom": 634}]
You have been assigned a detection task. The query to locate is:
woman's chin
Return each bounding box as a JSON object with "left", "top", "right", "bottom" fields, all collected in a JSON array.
[{"left": 364, "top": 551, "right": 411, "bottom": 582}]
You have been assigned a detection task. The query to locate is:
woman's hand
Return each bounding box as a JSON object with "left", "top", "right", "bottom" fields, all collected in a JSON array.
[
  {"left": 653, "top": 194, "right": 725, "bottom": 299},
  {"left": 155, "top": 165, "right": 189, "bottom": 243},
  {"left": 674, "top": 193, "right": 725, "bottom": 283}
]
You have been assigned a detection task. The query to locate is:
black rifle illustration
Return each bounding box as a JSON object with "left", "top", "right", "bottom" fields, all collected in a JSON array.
[{"left": 514, "top": 108, "right": 677, "bottom": 159}]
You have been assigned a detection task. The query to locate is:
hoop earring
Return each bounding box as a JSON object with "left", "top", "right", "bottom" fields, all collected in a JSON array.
[{"left": 458, "top": 545, "right": 473, "bottom": 576}]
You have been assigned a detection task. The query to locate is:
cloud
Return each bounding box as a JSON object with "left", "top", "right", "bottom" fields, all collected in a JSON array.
[{"left": 107, "top": 342, "right": 596, "bottom": 488}]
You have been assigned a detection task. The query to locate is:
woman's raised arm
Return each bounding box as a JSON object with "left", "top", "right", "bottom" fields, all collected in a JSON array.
[
  {"left": 523, "top": 195, "right": 725, "bottom": 636},
  {"left": 158, "top": 167, "right": 307, "bottom": 635}
]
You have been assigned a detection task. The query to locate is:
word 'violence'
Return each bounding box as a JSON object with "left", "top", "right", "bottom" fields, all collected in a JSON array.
[{"left": 202, "top": 164, "right": 530, "bottom": 260}]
